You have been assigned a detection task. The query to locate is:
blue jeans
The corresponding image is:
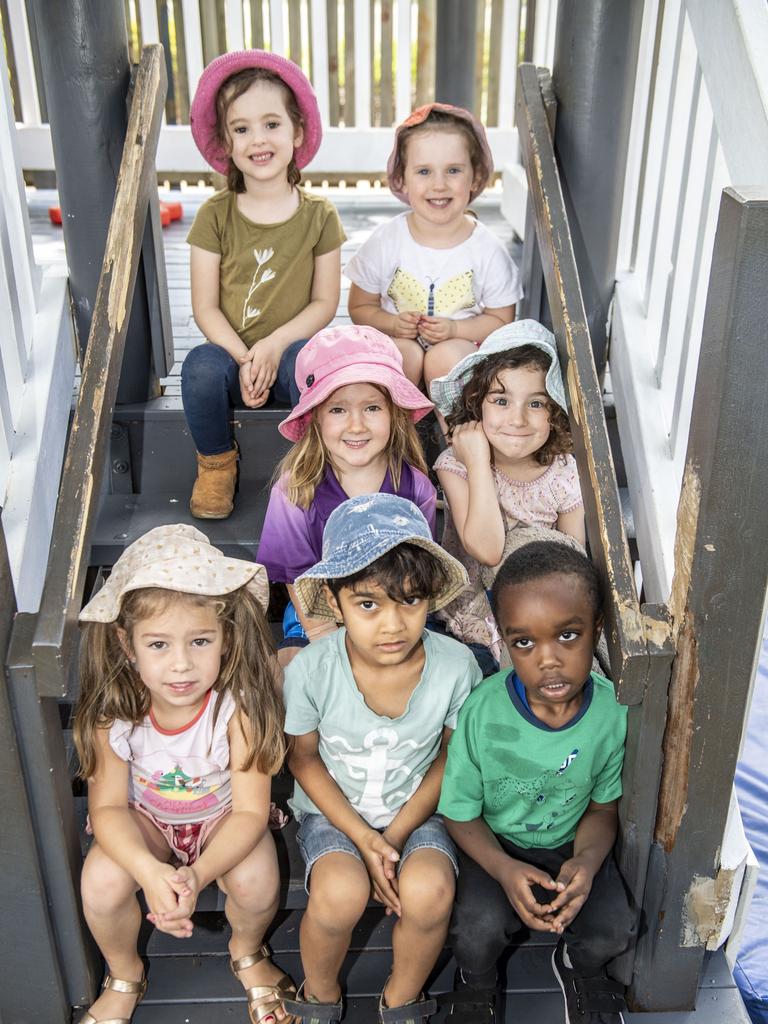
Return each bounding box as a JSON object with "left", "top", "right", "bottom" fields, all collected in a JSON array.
[{"left": 181, "top": 339, "right": 306, "bottom": 455}]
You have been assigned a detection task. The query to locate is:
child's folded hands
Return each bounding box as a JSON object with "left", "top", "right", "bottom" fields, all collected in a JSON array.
[
  {"left": 143, "top": 863, "right": 199, "bottom": 939},
  {"left": 357, "top": 829, "right": 402, "bottom": 917},
  {"left": 417, "top": 316, "right": 456, "bottom": 344},
  {"left": 498, "top": 857, "right": 565, "bottom": 933},
  {"left": 541, "top": 855, "right": 595, "bottom": 932}
]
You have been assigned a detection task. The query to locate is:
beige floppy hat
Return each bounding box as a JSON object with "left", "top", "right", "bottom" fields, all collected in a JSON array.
[{"left": 79, "top": 524, "right": 269, "bottom": 622}]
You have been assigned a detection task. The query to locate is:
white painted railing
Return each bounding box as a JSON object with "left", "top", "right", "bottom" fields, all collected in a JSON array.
[
  {"left": 0, "top": 41, "right": 76, "bottom": 613},
  {"left": 4, "top": 0, "right": 558, "bottom": 177},
  {"left": 611, "top": 0, "right": 768, "bottom": 604}
]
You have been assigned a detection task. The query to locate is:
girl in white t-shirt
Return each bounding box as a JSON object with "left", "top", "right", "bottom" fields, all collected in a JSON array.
[
  {"left": 347, "top": 102, "right": 522, "bottom": 400},
  {"left": 73, "top": 525, "right": 294, "bottom": 1024}
]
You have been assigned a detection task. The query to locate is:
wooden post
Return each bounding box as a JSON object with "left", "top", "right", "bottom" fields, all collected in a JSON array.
[
  {"left": 32, "top": 44, "right": 167, "bottom": 697},
  {"left": 515, "top": 64, "right": 648, "bottom": 701},
  {"left": 631, "top": 189, "right": 768, "bottom": 1010}
]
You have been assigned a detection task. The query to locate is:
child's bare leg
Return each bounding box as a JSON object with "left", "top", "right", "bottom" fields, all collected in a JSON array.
[
  {"left": 384, "top": 849, "right": 455, "bottom": 1008},
  {"left": 219, "top": 830, "right": 289, "bottom": 1018},
  {"left": 80, "top": 816, "right": 168, "bottom": 1019},
  {"left": 300, "top": 853, "right": 370, "bottom": 1002},
  {"left": 392, "top": 337, "right": 426, "bottom": 386},
  {"left": 424, "top": 339, "right": 478, "bottom": 434}
]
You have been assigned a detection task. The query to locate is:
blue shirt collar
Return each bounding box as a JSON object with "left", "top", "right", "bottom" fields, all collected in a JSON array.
[{"left": 506, "top": 671, "right": 594, "bottom": 731}]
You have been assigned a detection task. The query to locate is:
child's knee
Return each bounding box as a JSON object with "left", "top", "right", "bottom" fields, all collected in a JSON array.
[
  {"left": 181, "top": 342, "right": 233, "bottom": 392},
  {"left": 306, "top": 854, "right": 369, "bottom": 930},
  {"left": 393, "top": 339, "right": 424, "bottom": 384},
  {"left": 398, "top": 853, "right": 455, "bottom": 926},
  {"left": 81, "top": 846, "right": 136, "bottom": 912},
  {"left": 220, "top": 856, "right": 279, "bottom": 913}
]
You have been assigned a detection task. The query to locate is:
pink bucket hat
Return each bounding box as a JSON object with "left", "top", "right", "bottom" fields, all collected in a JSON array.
[
  {"left": 278, "top": 326, "right": 434, "bottom": 442},
  {"left": 190, "top": 49, "right": 322, "bottom": 174},
  {"left": 387, "top": 102, "right": 494, "bottom": 205}
]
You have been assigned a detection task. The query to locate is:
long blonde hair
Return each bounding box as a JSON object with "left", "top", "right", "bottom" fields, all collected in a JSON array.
[
  {"left": 277, "top": 386, "right": 428, "bottom": 508},
  {"left": 74, "top": 587, "right": 285, "bottom": 779}
]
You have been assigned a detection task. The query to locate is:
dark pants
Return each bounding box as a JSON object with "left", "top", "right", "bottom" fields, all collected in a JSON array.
[
  {"left": 181, "top": 339, "right": 305, "bottom": 455},
  {"left": 451, "top": 837, "right": 636, "bottom": 981}
]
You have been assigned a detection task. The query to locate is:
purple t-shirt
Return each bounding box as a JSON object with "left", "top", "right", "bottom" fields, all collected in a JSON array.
[{"left": 257, "top": 463, "right": 437, "bottom": 583}]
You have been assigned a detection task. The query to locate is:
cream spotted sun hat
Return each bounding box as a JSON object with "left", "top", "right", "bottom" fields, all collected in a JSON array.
[{"left": 79, "top": 524, "right": 269, "bottom": 622}]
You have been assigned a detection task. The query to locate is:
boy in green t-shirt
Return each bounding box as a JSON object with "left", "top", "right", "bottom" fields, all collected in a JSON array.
[{"left": 439, "top": 540, "right": 635, "bottom": 1024}]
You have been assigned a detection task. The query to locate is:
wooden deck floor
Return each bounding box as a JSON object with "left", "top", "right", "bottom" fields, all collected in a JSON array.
[{"left": 26, "top": 186, "right": 519, "bottom": 394}]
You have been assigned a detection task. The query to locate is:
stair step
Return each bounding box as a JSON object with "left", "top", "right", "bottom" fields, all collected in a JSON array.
[
  {"left": 91, "top": 490, "right": 270, "bottom": 564},
  {"left": 129, "top": 951, "right": 743, "bottom": 1023}
]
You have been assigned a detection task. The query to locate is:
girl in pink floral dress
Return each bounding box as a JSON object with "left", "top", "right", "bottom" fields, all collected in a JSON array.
[{"left": 430, "top": 320, "right": 584, "bottom": 666}]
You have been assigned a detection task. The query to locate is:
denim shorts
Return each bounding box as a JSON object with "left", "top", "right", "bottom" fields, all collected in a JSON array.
[{"left": 295, "top": 812, "right": 458, "bottom": 892}]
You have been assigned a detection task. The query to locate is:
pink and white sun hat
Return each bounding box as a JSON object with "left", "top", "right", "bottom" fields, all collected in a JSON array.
[
  {"left": 190, "top": 49, "right": 322, "bottom": 174},
  {"left": 278, "top": 325, "right": 434, "bottom": 442}
]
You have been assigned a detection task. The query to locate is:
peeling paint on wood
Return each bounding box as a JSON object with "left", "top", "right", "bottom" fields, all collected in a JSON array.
[
  {"left": 655, "top": 615, "right": 698, "bottom": 852},
  {"left": 669, "top": 461, "right": 701, "bottom": 642},
  {"left": 682, "top": 870, "right": 736, "bottom": 948},
  {"left": 515, "top": 63, "right": 647, "bottom": 702}
]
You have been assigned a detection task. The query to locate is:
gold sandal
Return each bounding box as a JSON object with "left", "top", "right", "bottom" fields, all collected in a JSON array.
[
  {"left": 231, "top": 944, "right": 297, "bottom": 1024},
  {"left": 79, "top": 973, "right": 147, "bottom": 1023}
]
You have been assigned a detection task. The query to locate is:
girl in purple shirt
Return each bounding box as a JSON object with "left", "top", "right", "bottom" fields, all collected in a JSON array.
[{"left": 257, "top": 325, "right": 436, "bottom": 665}]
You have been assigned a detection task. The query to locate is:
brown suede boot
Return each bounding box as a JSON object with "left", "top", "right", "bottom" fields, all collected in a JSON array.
[{"left": 189, "top": 447, "right": 238, "bottom": 519}]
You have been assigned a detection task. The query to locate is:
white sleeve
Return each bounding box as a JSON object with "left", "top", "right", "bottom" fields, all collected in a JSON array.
[
  {"left": 344, "top": 222, "right": 391, "bottom": 295},
  {"left": 475, "top": 227, "right": 524, "bottom": 308}
]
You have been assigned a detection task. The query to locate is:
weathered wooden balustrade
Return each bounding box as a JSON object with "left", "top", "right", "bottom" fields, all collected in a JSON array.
[{"left": 516, "top": 61, "right": 768, "bottom": 1012}]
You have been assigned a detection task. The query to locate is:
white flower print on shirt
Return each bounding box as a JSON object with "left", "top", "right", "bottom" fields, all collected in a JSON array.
[{"left": 242, "top": 248, "right": 277, "bottom": 329}]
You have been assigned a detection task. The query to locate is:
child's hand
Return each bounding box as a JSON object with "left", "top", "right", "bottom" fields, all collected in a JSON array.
[
  {"left": 358, "top": 830, "right": 401, "bottom": 916},
  {"left": 498, "top": 857, "right": 564, "bottom": 932},
  {"left": 541, "top": 856, "right": 595, "bottom": 932},
  {"left": 238, "top": 354, "right": 264, "bottom": 408},
  {"left": 141, "top": 864, "right": 195, "bottom": 939},
  {"left": 148, "top": 865, "right": 201, "bottom": 937},
  {"left": 239, "top": 338, "right": 281, "bottom": 406},
  {"left": 417, "top": 316, "right": 456, "bottom": 344},
  {"left": 451, "top": 420, "right": 492, "bottom": 466},
  {"left": 390, "top": 311, "right": 421, "bottom": 340}
]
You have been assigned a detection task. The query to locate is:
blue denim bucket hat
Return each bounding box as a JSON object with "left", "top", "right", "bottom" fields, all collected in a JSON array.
[
  {"left": 429, "top": 319, "right": 567, "bottom": 418},
  {"left": 293, "top": 494, "right": 469, "bottom": 620}
]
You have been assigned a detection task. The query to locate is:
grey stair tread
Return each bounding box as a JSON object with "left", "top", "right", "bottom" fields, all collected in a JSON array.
[
  {"left": 129, "top": 954, "right": 749, "bottom": 1023},
  {"left": 91, "top": 491, "right": 271, "bottom": 563}
]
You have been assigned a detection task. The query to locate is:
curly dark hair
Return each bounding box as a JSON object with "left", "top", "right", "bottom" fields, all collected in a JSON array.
[
  {"left": 215, "top": 68, "right": 303, "bottom": 192},
  {"left": 326, "top": 543, "right": 449, "bottom": 606},
  {"left": 445, "top": 345, "right": 572, "bottom": 466},
  {"left": 490, "top": 540, "right": 603, "bottom": 621}
]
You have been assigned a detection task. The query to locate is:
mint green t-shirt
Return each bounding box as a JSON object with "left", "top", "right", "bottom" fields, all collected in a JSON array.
[
  {"left": 284, "top": 628, "right": 482, "bottom": 828},
  {"left": 438, "top": 671, "right": 627, "bottom": 849}
]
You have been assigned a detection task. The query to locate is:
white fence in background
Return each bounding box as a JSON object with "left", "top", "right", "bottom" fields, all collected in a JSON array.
[
  {"left": 611, "top": 0, "right": 768, "bottom": 605},
  {"left": 4, "top": 0, "right": 558, "bottom": 177}
]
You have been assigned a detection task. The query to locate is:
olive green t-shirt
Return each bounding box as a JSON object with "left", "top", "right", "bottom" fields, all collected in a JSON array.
[{"left": 187, "top": 188, "right": 346, "bottom": 348}]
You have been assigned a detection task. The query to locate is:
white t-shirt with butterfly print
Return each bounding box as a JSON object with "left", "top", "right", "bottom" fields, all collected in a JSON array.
[{"left": 344, "top": 212, "right": 523, "bottom": 320}]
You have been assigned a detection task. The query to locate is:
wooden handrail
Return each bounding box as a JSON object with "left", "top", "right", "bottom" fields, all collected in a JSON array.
[
  {"left": 32, "top": 45, "right": 167, "bottom": 697},
  {"left": 515, "top": 62, "right": 648, "bottom": 704}
]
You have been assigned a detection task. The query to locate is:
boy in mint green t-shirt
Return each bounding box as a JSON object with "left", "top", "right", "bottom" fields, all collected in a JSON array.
[{"left": 439, "top": 540, "right": 635, "bottom": 1024}]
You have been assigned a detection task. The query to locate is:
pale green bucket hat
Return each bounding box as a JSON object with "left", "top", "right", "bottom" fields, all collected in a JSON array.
[{"left": 429, "top": 319, "right": 567, "bottom": 418}]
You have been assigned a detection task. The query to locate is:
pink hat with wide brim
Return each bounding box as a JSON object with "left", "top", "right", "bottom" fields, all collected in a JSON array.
[
  {"left": 279, "top": 326, "right": 434, "bottom": 442},
  {"left": 386, "top": 102, "right": 494, "bottom": 205},
  {"left": 190, "top": 49, "right": 322, "bottom": 174}
]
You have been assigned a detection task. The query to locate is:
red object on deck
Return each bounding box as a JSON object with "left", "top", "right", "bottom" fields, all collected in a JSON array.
[
  {"left": 48, "top": 201, "right": 183, "bottom": 228},
  {"left": 161, "top": 200, "right": 183, "bottom": 221}
]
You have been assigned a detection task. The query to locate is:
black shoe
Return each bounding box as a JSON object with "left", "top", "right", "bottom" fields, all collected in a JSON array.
[
  {"left": 443, "top": 969, "right": 497, "bottom": 1023},
  {"left": 551, "top": 939, "right": 627, "bottom": 1023}
]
